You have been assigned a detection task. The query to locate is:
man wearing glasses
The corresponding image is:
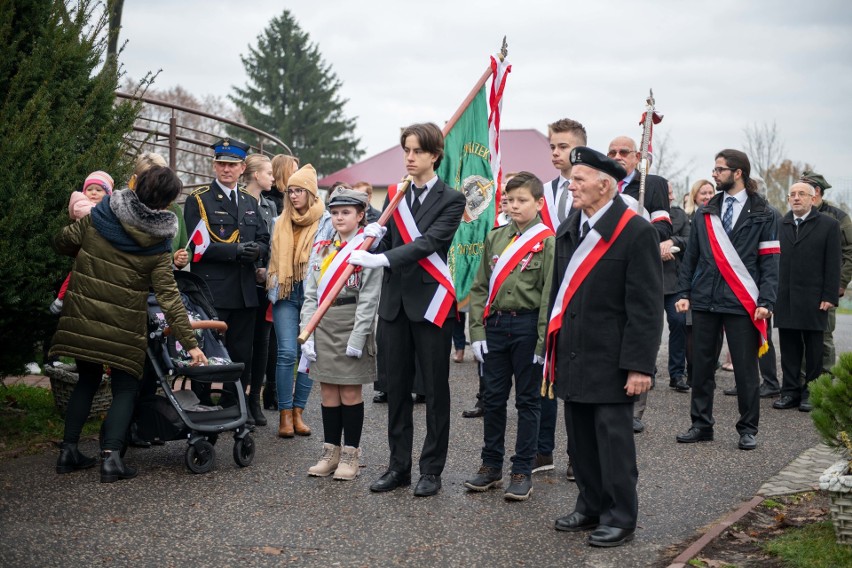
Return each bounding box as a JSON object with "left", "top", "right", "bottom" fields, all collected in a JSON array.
[
  {"left": 184, "top": 137, "right": 270, "bottom": 412},
  {"left": 675, "top": 149, "right": 779, "bottom": 450},
  {"left": 607, "top": 136, "right": 673, "bottom": 434}
]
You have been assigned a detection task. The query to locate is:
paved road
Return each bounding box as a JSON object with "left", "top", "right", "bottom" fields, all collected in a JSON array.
[{"left": 1, "top": 316, "right": 849, "bottom": 567}]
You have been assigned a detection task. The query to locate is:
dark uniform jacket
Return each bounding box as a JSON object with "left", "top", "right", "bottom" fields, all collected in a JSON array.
[
  {"left": 818, "top": 200, "right": 852, "bottom": 291},
  {"left": 622, "top": 172, "right": 672, "bottom": 241},
  {"left": 549, "top": 195, "right": 664, "bottom": 403},
  {"left": 775, "top": 207, "right": 841, "bottom": 331},
  {"left": 677, "top": 190, "right": 779, "bottom": 315},
  {"left": 663, "top": 206, "right": 689, "bottom": 295},
  {"left": 375, "top": 179, "right": 465, "bottom": 322},
  {"left": 184, "top": 179, "right": 270, "bottom": 310}
]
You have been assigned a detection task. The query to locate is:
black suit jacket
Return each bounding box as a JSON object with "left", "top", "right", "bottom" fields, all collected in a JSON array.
[
  {"left": 184, "top": 180, "right": 270, "bottom": 309},
  {"left": 549, "top": 195, "right": 663, "bottom": 403},
  {"left": 622, "top": 173, "right": 672, "bottom": 241},
  {"left": 376, "top": 179, "right": 465, "bottom": 322},
  {"left": 775, "top": 207, "right": 841, "bottom": 331}
]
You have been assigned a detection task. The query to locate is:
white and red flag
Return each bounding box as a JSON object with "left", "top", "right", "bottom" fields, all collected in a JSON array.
[{"left": 188, "top": 220, "right": 210, "bottom": 262}]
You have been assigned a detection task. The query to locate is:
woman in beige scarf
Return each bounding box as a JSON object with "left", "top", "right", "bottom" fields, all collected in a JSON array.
[{"left": 267, "top": 162, "right": 326, "bottom": 437}]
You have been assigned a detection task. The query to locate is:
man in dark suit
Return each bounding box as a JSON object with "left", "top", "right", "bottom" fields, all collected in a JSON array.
[
  {"left": 547, "top": 147, "right": 662, "bottom": 547},
  {"left": 349, "top": 123, "right": 465, "bottom": 497},
  {"left": 676, "top": 149, "right": 779, "bottom": 451},
  {"left": 772, "top": 182, "right": 840, "bottom": 412},
  {"left": 184, "top": 138, "right": 270, "bottom": 415},
  {"left": 607, "top": 136, "right": 672, "bottom": 432}
]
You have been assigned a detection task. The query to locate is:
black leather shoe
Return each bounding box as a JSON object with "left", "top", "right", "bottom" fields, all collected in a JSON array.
[
  {"left": 633, "top": 418, "right": 645, "bottom": 433},
  {"left": 738, "top": 433, "right": 757, "bottom": 450},
  {"left": 413, "top": 474, "right": 441, "bottom": 497},
  {"left": 554, "top": 511, "right": 599, "bottom": 532},
  {"left": 128, "top": 423, "right": 152, "bottom": 448},
  {"left": 773, "top": 395, "right": 801, "bottom": 410},
  {"left": 759, "top": 384, "right": 780, "bottom": 398},
  {"left": 676, "top": 427, "right": 714, "bottom": 443},
  {"left": 670, "top": 377, "right": 690, "bottom": 392},
  {"left": 723, "top": 386, "right": 738, "bottom": 396},
  {"left": 56, "top": 443, "right": 96, "bottom": 474},
  {"left": 100, "top": 449, "right": 138, "bottom": 483},
  {"left": 369, "top": 470, "right": 411, "bottom": 493},
  {"left": 412, "top": 394, "right": 426, "bottom": 404},
  {"left": 461, "top": 406, "right": 484, "bottom": 418},
  {"left": 799, "top": 393, "right": 813, "bottom": 412},
  {"left": 464, "top": 465, "right": 502, "bottom": 491},
  {"left": 372, "top": 392, "right": 387, "bottom": 403},
  {"left": 588, "top": 525, "right": 635, "bottom": 547}
]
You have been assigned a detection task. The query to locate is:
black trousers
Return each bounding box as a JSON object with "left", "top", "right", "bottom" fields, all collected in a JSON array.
[
  {"left": 193, "top": 306, "right": 256, "bottom": 405},
  {"left": 690, "top": 311, "right": 760, "bottom": 435},
  {"left": 778, "top": 328, "right": 824, "bottom": 398},
  {"left": 380, "top": 311, "right": 454, "bottom": 476},
  {"left": 374, "top": 319, "right": 426, "bottom": 396},
  {"left": 566, "top": 401, "right": 638, "bottom": 529}
]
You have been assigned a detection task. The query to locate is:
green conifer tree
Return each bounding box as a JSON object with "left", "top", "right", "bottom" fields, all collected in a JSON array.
[
  {"left": 230, "top": 10, "right": 364, "bottom": 175},
  {"left": 0, "top": 0, "right": 140, "bottom": 376}
]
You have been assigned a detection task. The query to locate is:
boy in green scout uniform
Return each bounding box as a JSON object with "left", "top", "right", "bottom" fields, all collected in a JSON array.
[{"left": 464, "top": 171, "right": 555, "bottom": 501}]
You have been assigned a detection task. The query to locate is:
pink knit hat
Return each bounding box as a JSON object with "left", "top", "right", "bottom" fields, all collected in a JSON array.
[{"left": 84, "top": 170, "right": 114, "bottom": 195}]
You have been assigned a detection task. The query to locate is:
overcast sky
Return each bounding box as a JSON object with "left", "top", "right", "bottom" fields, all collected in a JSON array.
[{"left": 118, "top": 0, "right": 852, "bottom": 191}]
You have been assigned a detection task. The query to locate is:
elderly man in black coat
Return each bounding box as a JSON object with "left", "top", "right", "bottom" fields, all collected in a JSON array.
[
  {"left": 772, "top": 182, "right": 841, "bottom": 412},
  {"left": 546, "top": 147, "right": 663, "bottom": 548}
]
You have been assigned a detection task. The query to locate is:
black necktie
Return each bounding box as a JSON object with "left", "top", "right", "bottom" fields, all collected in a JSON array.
[
  {"left": 795, "top": 217, "right": 801, "bottom": 237},
  {"left": 578, "top": 221, "right": 591, "bottom": 243},
  {"left": 230, "top": 190, "right": 238, "bottom": 208},
  {"left": 411, "top": 186, "right": 423, "bottom": 214}
]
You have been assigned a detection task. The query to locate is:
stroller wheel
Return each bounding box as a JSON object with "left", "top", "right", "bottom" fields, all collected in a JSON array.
[
  {"left": 206, "top": 433, "right": 219, "bottom": 446},
  {"left": 233, "top": 434, "right": 255, "bottom": 468},
  {"left": 99, "top": 423, "right": 128, "bottom": 458},
  {"left": 185, "top": 440, "right": 215, "bottom": 474}
]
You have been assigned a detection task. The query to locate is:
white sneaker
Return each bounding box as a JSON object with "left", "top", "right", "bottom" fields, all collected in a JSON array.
[
  {"left": 25, "top": 362, "right": 41, "bottom": 375},
  {"left": 307, "top": 443, "right": 340, "bottom": 477},
  {"left": 333, "top": 446, "right": 361, "bottom": 480}
]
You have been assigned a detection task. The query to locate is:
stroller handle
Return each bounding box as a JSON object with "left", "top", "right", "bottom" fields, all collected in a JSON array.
[{"left": 163, "top": 320, "right": 228, "bottom": 337}]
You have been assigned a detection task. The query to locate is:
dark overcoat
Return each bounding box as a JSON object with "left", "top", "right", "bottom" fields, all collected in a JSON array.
[
  {"left": 549, "top": 195, "right": 664, "bottom": 403},
  {"left": 774, "top": 207, "right": 841, "bottom": 331}
]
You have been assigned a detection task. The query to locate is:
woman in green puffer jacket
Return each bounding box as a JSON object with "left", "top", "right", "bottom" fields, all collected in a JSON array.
[{"left": 50, "top": 166, "right": 207, "bottom": 483}]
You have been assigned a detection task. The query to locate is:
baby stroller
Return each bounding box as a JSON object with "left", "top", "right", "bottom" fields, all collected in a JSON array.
[{"left": 122, "top": 271, "right": 255, "bottom": 473}]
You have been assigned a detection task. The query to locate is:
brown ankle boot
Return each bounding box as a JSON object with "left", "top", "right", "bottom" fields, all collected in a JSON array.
[
  {"left": 293, "top": 407, "right": 311, "bottom": 436},
  {"left": 278, "top": 409, "right": 294, "bottom": 438}
]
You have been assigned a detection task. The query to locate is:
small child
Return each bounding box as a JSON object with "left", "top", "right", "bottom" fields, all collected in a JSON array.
[
  {"left": 300, "top": 187, "right": 382, "bottom": 480},
  {"left": 463, "top": 171, "right": 555, "bottom": 501},
  {"left": 50, "top": 171, "right": 114, "bottom": 314}
]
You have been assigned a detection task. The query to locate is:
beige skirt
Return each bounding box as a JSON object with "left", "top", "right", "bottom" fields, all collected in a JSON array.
[{"left": 310, "top": 303, "right": 376, "bottom": 385}]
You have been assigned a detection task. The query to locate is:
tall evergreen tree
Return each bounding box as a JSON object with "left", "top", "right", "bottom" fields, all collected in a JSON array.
[
  {"left": 230, "top": 10, "right": 364, "bottom": 175},
  {"left": 0, "top": 0, "right": 140, "bottom": 376}
]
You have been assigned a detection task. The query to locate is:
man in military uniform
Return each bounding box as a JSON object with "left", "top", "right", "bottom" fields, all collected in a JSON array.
[
  {"left": 799, "top": 171, "right": 852, "bottom": 373},
  {"left": 184, "top": 138, "right": 270, "bottom": 416}
]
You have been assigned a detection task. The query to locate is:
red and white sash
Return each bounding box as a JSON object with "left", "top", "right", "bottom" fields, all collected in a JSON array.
[
  {"left": 316, "top": 232, "right": 366, "bottom": 305},
  {"left": 704, "top": 214, "right": 776, "bottom": 356},
  {"left": 484, "top": 223, "right": 554, "bottom": 319},
  {"left": 541, "top": 180, "right": 560, "bottom": 232},
  {"left": 387, "top": 183, "right": 456, "bottom": 327},
  {"left": 542, "top": 207, "right": 636, "bottom": 397}
]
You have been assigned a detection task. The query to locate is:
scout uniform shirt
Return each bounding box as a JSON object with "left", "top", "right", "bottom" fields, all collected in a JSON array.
[{"left": 468, "top": 215, "right": 555, "bottom": 355}]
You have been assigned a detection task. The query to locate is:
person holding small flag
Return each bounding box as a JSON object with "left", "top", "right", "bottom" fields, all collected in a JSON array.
[
  {"left": 675, "top": 149, "right": 779, "bottom": 451},
  {"left": 462, "top": 171, "right": 554, "bottom": 501},
  {"left": 546, "top": 147, "right": 662, "bottom": 547}
]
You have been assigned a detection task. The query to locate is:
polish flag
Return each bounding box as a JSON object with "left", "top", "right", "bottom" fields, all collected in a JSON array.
[{"left": 188, "top": 220, "right": 210, "bottom": 262}]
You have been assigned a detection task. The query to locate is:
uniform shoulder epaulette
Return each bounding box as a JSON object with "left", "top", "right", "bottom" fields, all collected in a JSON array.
[
  {"left": 190, "top": 185, "right": 211, "bottom": 196},
  {"left": 238, "top": 184, "right": 251, "bottom": 194}
]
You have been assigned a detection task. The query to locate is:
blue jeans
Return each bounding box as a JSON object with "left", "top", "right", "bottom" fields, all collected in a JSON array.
[
  {"left": 480, "top": 311, "right": 541, "bottom": 475},
  {"left": 272, "top": 281, "right": 313, "bottom": 410},
  {"left": 665, "top": 293, "right": 687, "bottom": 380}
]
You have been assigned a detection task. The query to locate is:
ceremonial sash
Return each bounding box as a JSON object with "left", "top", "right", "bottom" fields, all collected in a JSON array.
[
  {"left": 540, "top": 179, "right": 559, "bottom": 231},
  {"left": 484, "top": 223, "right": 553, "bottom": 319},
  {"left": 387, "top": 183, "right": 456, "bottom": 327},
  {"left": 704, "top": 214, "right": 773, "bottom": 357},
  {"left": 316, "top": 232, "right": 366, "bottom": 305},
  {"left": 542, "top": 207, "right": 636, "bottom": 397}
]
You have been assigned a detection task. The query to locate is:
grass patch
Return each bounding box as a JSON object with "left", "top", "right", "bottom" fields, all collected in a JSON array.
[
  {"left": 0, "top": 384, "right": 101, "bottom": 459},
  {"left": 764, "top": 520, "right": 852, "bottom": 567},
  {"left": 762, "top": 498, "right": 783, "bottom": 509}
]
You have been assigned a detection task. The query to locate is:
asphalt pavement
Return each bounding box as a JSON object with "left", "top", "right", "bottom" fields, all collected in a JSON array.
[{"left": 1, "top": 315, "right": 849, "bottom": 567}]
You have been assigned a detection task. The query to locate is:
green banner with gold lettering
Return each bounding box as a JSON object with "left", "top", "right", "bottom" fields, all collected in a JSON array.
[{"left": 437, "top": 86, "right": 496, "bottom": 307}]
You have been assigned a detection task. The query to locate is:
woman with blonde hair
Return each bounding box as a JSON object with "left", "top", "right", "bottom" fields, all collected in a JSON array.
[
  {"left": 267, "top": 162, "right": 328, "bottom": 437},
  {"left": 684, "top": 179, "right": 715, "bottom": 217}
]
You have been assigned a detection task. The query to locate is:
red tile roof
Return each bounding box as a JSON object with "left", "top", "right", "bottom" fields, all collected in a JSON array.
[{"left": 317, "top": 129, "right": 557, "bottom": 187}]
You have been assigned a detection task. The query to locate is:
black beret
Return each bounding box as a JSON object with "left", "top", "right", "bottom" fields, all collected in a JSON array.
[{"left": 569, "top": 146, "right": 628, "bottom": 181}]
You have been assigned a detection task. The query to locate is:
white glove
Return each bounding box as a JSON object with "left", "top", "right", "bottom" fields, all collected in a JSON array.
[
  {"left": 302, "top": 340, "right": 317, "bottom": 362},
  {"left": 346, "top": 344, "right": 363, "bottom": 358},
  {"left": 472, "top": 340, "right": 488, "bottom": 363},
  {"left": 348, "top": 250, "right": 389, "bottom": 269},
  {"left": 49, "top": 298, "right": 63, "bottom": 315},
  {"left": 533, "top": 355, "right": 545, "bottom": 365}
]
